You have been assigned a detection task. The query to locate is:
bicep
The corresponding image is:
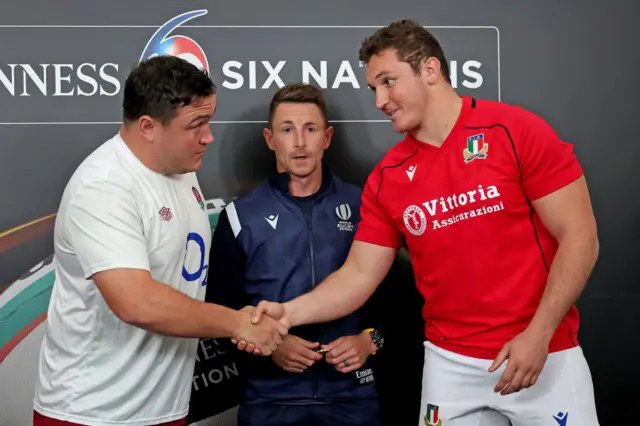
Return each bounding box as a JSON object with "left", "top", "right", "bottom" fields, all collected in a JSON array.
[
  {"left": 91, "top": 268, "right": 155, "bottom": 324},
  {"left": 531, "top": 175, "right": 597, "bottom": 241}
]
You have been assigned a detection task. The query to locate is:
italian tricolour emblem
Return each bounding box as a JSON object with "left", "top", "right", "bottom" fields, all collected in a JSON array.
[
  {"left": 424, "top": 404, "right": 443, "bottom": 426},
  {"left": 463, "top": 133, "right": 489, "bottom": 163}
]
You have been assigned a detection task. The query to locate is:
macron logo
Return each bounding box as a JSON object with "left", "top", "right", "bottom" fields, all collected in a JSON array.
[
  {"left": 553, "top": 412, "right": 568, "bottom": 426},
  {"left": 406, "top": 165, "right": 417, "bottom": 181},
  {"left": 265, "top": 214, "right": 279, "bottom": 230}
]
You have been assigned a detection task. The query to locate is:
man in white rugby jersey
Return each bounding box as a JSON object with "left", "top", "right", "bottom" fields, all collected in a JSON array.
[{"left": 33, "top": 56, "right": 288, "bottom": 426}]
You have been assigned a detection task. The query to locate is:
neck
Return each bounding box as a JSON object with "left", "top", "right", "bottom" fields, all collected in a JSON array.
[
  {"left": 287, "top": 166, "right": 323, "bottom": 197},
  {"left": 412, "top": 85, "right": 463, "bottom": 147},
  {"left": 119, "top": 124, "right": 165, "bottom": 174}
]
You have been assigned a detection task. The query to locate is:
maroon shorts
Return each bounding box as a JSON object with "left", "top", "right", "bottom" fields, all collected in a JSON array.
[{"left": 33, "top": 410, "right": 188, "bottom": 426}]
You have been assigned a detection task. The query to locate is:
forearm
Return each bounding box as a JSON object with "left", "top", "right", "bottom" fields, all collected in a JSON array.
[
  {"left": 285, "top": 266, "right": 376, "bottom": 327},
  {"left": 123, "top": 280, "right": 243, "bottom": 339},
  {"left": 528, "top": 231, "right": 599, "bottom": 339}
]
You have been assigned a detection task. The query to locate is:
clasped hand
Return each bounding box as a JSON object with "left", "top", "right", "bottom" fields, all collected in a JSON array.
[
  {"left": 272, "top": 332, "right": 373, "bottom": 374},
  {"left": 231, "top": 306, "right": 289, "bottom": 356}
]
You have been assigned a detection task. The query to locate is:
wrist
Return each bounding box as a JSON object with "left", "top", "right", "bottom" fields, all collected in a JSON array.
[
  {"left": 359, "top": 330, "right": 378, "bottom": 355},
  {"left": 526, "top": 318, "right": 556, "bottom": 343},
  {"left": 227, "top": 309, "right": 244, "bottom": 338}
]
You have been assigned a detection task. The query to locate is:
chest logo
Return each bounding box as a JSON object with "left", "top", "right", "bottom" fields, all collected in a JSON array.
[
  {"left": 403, "top": 205, "right": 427, "bottom": 236},
  {"left": 265, "top": 214, "right": 279, "bottom": 230},
  {"left": 406, "top": 165, "right": 417, "bottom": 181},
  {"left": 463, "top": 133, "right": 489, "bottom": 163},
  {"left": 335, "top": 204, "right": 354, "bottom": 232},
  {"left": 159, "top": 207, "right": 173, "bottom": 221},
  {"left": 192, "top": 186, "right": 205, "bottom": 210}
]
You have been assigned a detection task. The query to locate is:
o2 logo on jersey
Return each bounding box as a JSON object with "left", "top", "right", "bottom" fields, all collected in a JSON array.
[
  {"left": 139, "top": 10, "right": 210, "bottom": 72},
  {"left": 182, "top": 232, "right": 208, "bottom": 286}
]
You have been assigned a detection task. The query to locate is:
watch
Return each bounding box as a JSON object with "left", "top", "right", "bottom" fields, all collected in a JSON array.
[{"left": 364, "top": 328, "right": 384, "bottom": 355}]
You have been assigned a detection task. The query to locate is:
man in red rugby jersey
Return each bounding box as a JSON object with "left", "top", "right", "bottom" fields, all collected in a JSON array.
[{"left": 246, "top": 19, "right": 600, "bottom": 426}]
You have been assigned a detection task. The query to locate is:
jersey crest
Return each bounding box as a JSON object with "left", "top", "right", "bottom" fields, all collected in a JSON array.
[
  {"left": 192, "top": 186, "right": 205, "bottom": 210},
  {"left": 463, "top": 133, "right": 489, "bottom": 163}
]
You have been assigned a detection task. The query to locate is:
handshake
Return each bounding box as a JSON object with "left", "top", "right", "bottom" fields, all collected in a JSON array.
[{"left": 231, "top": 301, "right": 289, "bottom": 356}]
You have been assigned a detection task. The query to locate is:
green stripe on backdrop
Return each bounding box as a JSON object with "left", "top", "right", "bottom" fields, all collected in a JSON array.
[{"left": 0, "top": 272, "right": 54, "bottom": 347}]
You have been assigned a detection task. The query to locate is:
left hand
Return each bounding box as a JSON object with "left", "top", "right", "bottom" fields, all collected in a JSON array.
[
  {"left": 323, "top": 332, "right": 375, "bottom": 374},
  {"left": 489, "top": 327, "right": 551, "bottom": 395}
]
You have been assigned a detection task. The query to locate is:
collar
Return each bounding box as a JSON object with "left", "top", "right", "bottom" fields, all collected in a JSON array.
[{"left": 269, "top": 162, "right": 334, "bottom": 198}]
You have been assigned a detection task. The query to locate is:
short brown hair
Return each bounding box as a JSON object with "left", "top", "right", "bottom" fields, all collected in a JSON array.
[
  {"left": 359, "top": 19, "right": 451, "bottom": 84},
  {"left": 267, "top": 83, "right": 328, "bottom": 128}
]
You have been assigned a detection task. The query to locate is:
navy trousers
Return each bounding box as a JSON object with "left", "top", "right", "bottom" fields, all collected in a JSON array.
[{"left": 237, "top": 399, "right": 382, "bottom": 426}]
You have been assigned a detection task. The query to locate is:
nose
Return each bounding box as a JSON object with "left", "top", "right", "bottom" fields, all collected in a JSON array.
[
  {"left": 375, "top": 88, "right": 389, "bottom": 111},
  {"left": 201, "top": 126, "right": 214, "bottom": 145},
  {"left": 294, "top": 129, "right": 306, "bottom": 148}
]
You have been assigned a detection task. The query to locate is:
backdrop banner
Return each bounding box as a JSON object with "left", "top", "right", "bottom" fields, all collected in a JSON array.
[{"left": 1, "top": 3, "right": 638, "bottom": 425}]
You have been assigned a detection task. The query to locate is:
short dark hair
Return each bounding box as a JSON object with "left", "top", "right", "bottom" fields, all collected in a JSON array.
[
  {"left": 122, "top": 56, "right": 217, "bottom": 124},
  {"left": 268, "top": 83, "right": 328, "bottom": 129},
  {"left": 359, "top": 19, "right": 451, "bottom": 84}
]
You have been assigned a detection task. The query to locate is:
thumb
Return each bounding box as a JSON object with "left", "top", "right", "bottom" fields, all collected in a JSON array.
[
  {"left": 251, "top": 301, "right": 271, "bottom": 324},
  {"left": 489, "top": 344, "right": 510, "bottom": 372}
]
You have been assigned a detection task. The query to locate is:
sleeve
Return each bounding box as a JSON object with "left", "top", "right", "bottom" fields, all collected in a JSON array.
[
  {"left": 65, "top": 181, "right": 150, "bottom": 279},
  {"left": 353, "top": 167, "right": 403, "bottom": 249},
  {"left": 515, "top": 107, "right": 584, "bottom": 201},
  {"left": 204, "top": 207, "right": 247, "bottom": 310}
]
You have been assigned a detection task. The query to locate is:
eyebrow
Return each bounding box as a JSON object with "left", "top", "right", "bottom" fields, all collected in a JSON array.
[
  {"left": 280, "top": 120, "right": 320, "bottom": 127},
  {"left": 189, "top": 113, "right": 213, "bottom": 124}
]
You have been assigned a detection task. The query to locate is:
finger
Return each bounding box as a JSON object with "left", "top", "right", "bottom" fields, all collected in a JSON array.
[
  {"left": 530, "top": 372, "right": 539, "bottom": 387},
  {"left": 300, "top": 339, "right": 320, "bottom": 350},
  {"left": 327, "top": 348, "right": 357, "bottom": 365},
  {"left": 494, "top": 361, "right": 517, "bottom": 393},
  {"left": 259, "top": 345, "right": 272, "bottom": 356},
  {"left": 322, "top": 337, "right": 344, "bottom": 352},
  {"left": 520, "top": 370, "right": 535, "bottom": 389},
  {"left": 284, "top": 365, "right": 305, "bottom": 373},
  {"left": 291, "top": 354, "right": 317, "bottom": 368},
  {"left": 297, "top": 348, "right": 323, "bottom": 363},
  {"left": 489, "top": 345, "right": 510, "bottom": 372},
  {"left": 336, "top": 358, "right": 361, "bottom": 373},
  {"left": 325, "top": 342, "right": 349, "bottom": 360},
  {"left": 501, "top": 368, "right": 526, "bottom": 395}
]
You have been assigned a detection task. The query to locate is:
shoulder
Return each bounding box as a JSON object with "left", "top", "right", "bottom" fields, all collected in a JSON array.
[
  {"left": 63, "top": 139, "right": 136, "bottom": 208},
  {"left": 469, "top": 99, "right": 554, "bottom": 133}
]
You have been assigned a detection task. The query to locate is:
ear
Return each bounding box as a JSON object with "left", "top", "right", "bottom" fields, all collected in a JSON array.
[
  {"left": 263, "top": 127, "right": 275, "bottom": 151},
  {"left": 421, "top": 57, "right": 442, "bottom": 85},
  {"left": 138, "top": 115, "right": 157, "bottom": 142},
  {"left": 324, "top": 125, "right": 334, "bottom": 150}
]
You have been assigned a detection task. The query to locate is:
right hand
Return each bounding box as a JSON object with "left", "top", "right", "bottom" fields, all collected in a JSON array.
[
  {"left": 233, "top": 301, "right": 289, "bottom": 353},
  {"left": 272, "top": 335, "right": 324, "bottom": 373},
  {"left": 251, "top": 301, "right": 288, "bottom": 324},
  {"left": 233, "top": 309, "right": 288, "bottom": 356}
]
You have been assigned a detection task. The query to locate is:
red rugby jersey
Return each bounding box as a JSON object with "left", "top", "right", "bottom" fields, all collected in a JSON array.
[{"left": 355, "top": 96, "right": 584, "bottom": 359}]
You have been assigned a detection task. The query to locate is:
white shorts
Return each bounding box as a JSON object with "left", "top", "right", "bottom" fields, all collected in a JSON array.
[{"left": 418, "top": 341, "right": 599, "bottom": 426}]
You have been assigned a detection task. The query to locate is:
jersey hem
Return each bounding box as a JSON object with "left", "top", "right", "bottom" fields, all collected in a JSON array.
[
  {"left": 425, "top": 336, "right": 580, "bottom": 360},
  {"left": 525, "top": 162, "right": 583, "bottom": 201},
  {"left": 353, "top": 228, "right": 401, "bottom": 249},
  {"left": 33, "top": 403, "right": 188, "bottom": 426}
]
